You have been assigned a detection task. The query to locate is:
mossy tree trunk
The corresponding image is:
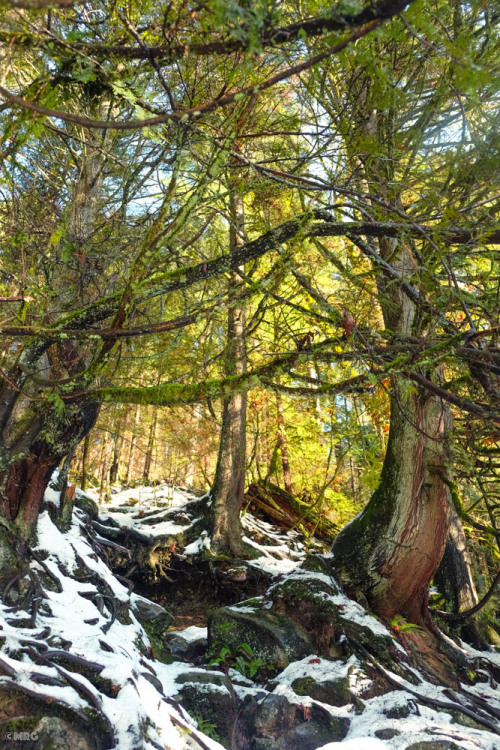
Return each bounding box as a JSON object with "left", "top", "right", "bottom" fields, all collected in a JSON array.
[
  {"left": 331, "top": 232, "right": 453, "bottom": 624},
  {"left": 331, "top": 384, "right": 452, "bottom": 623},
  {"left": 211, "top": 189, "right": 248, "bottom": 556},
  {"left": 0, "top": 397, "right": 99, "bottom": 576},
  {"left": 0, "top": 127, "right": 106, "bottom": 580}
]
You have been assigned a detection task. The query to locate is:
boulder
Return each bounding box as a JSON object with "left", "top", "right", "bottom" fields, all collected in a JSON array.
[
  {"left": 33, "top": 717, "right": 97, "bottom": 750},
  {"left": 239, "top": 692, "right": 349, "bottom": 750},
  {"left": 131, "top": 593, "right": 173, "bottom": 661},
  {"left": 269, "top": 571, "right": 400, "bottom": 665},
  {"left": 209, "top": 599, "right": 310, "bottom": 672},
  {"left": 174, "top": 671, "right": 236, "bottom": 747},
  {"left": 165, "top": 626, "right": 208, "bottom": 663},
  {"left": 291, "top": 675, "right": 352, "bottom": 707}
]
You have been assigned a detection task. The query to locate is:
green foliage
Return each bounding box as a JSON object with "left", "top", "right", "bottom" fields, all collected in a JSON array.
[
  {"left": 46, "top": 394, "right": 66, "bottom": 420},
  {"left": 391, "top": 615, "right": 424, "bottom": 634},
  {"left": 208, "top": 642, "right": 264, "bottom": 679},
  {"left": 190, "top": 715, "right": 220, "bottom": 742}
]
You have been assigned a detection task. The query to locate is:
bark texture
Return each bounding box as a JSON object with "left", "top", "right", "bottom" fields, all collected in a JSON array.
[
  {"left": 332, "top": 387, "right": 451, "bottom": 623},
  {"left": 211, "top": 191, "right": 248, "bottom": 555},
  {"left": 0, "top": 128, "right": 105, "bottom": 576},
  {"left": 331, "top": 231, "right": 452, "bottom": 623}
]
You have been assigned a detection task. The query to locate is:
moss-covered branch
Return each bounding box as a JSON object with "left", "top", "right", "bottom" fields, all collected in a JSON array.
[{"left": 49, "top": 215, "right": 500, "bottom": 335}]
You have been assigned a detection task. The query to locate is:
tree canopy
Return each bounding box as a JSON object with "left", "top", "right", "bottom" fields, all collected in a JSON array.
[{"left": 0, "top": 0, "right": 499, "bottom": 617}]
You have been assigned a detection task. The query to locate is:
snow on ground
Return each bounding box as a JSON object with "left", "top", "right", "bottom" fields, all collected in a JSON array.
[
  {"left": 0, "top": 485, "right": 225, "bottom": 750},
  {"left": 93, "top": 481, "right": 313, "bottom": 575},
  {"left": 87, "top": 483, "right": 201, "bottom": 541},
  {"left": 2, "top": 480, "right": 499, "bottom": 749}
]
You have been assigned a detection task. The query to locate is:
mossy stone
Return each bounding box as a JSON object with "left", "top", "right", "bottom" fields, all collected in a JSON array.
[{"left": 209, "top": 603, "right": 310, "bottom": 670}]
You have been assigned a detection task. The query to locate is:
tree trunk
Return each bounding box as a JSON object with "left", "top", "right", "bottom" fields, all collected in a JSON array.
[
  {"left": 126, "top": 404, "right": 141, "bottom": 484},
  {"left": 81, "top": 434, "right": 91, "bottom": 491},
  {"left": 0, "top": 120, "right": 106, "bottom": 580},
  {"left": 332, "top": 232, "right": 452, "bottom": 624},
  {"left": 434, "top": 506, "right": 488, "bottom": 646},
  {"left": 109, "top": 435, "right": 123, "bottom": 485},
  {"left": 0, "top": 400, "right": 99, "bottom": 576},
  {"left": 276, "top": 386, "right": 293, "bottom": 495},
  {"left": 332, "top": 386, "right": 451, "bottom": 623},
  {"left": 211, "top": 191, "right": 247, "bottom": 555},
  {"left": 143, "top": 408, "right": 158, "bottom": 481}
]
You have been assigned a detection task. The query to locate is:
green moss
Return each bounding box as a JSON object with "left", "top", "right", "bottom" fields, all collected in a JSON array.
[{"left": 141, "top": 617, "right": 173, "bottom": 663}]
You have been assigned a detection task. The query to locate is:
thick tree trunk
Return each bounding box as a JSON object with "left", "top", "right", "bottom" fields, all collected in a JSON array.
[
  {"left": 331, "top": 231, "right": 452, "bottom": 624},
  {"left": 0, "top": 401, "right": 99, "bottom": 576},
  {"left": 331, "top": 387, "right": 451, "bottom": 623},
  {"left": 211, "top": 375, "right": 247, "bottom": 555}
]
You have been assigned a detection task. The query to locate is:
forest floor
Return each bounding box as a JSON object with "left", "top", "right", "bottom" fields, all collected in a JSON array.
[{"left": 0, "top": 480, "right": 499, "bottom": 750}]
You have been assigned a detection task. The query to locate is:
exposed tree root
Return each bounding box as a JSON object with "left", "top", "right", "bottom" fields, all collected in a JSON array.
[{"left": 354, "top": 639, "right": 500, "bottom": 735}]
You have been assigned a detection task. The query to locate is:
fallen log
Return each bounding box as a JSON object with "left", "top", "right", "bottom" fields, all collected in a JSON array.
[{"left": 244, "top": 481, "right": 338, "bottom": 543}]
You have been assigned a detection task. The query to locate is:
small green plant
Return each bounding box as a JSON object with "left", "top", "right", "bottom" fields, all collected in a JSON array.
[
  {"left": 391, "top": 614, "right": 424, "bottom": 633},
  {"left": 190, "top": 715, "right": 220, "bottom": 742},
  {"left": 209, "top": 642, "right": 263, "bottom": 678}
]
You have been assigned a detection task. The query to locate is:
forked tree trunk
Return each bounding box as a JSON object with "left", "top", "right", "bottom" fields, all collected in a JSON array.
[{"left": 0, "top": 126, "right": 105, "bottom": 580}]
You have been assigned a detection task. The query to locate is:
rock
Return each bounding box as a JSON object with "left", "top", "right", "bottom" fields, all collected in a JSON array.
[
  {"left": 33, "top": 717, "right": 96, "bottom": 750},
  {"left": 270, "top": 572, "right": 397, "bottom": 663},
  {"left": 131, "top": 593, "right": 170, "bottom": 622},
  {"left": 384, "top": 703, "right": 411, "bottom": 719},
  {"left": 209, "top": 601, "right": 311, "bottom": 672},
  {"left": 175, "top": 668, "right": 233, "bottom": 691},
  {"left": 165, "top": 626, "right": 208, "bottom": 663},
  {"left": 175, "top": 678, "right": 235, "bottom": 747},
  {"left": 240, "top": 692, "right": 350, "bottom": 750},
  {"left": 375, "top": 727, "right": 401, "bottom": 739},
  {"left": 404, "top": 743, "right": 461, "bottom": 750},
  {"left": 291, "top": 675, "right": 352, "bottom": 706},
  {"left": 131, "top": 593, "right": 173, "bottom": 661},
  {"left": 74, "top": 491, "right": 99, "bottom": 520}
]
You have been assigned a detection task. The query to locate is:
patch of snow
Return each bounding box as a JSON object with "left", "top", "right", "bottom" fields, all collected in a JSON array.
[
  {"left": 168, "top": 625, "right": 208, "bottom": 643},
  {"left": 184, "top": 531, "right": 211, "bottom": 555},
  {"left": 317, "top": 740, "right": 389, "bottom": 749},
  {"left": 342, "top": 687, "right": 500, "bottom": 750},
  {"left": 275, "top": 654, "right": 372, "bottom": 695},
  {"left": 35, "top": 510, "right": 76, "bottom": 572},
  {"left": 44, "top": 483, "right": 62, "bottom": 508}
]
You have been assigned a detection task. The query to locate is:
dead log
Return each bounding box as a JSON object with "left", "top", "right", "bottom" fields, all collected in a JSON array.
[{"left": 245, "top": 481, "right": 338, "bottom": 543}]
